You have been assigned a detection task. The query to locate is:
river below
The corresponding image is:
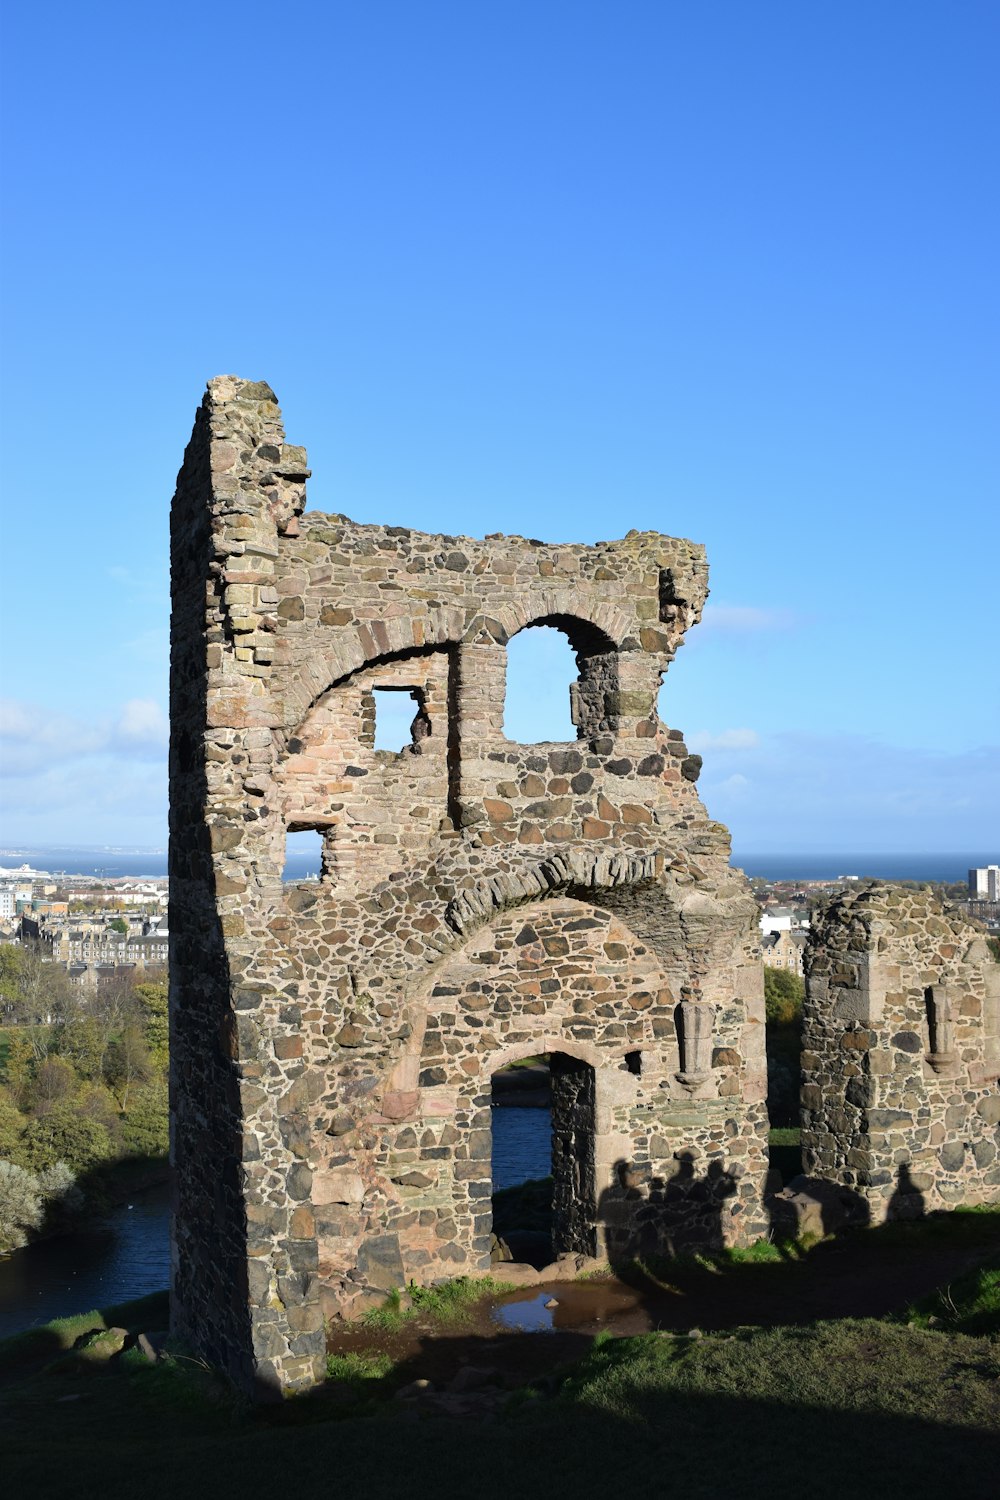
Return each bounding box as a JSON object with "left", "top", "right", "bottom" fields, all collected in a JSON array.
[{"left": 0, "top": 1107, "right": 553, "bottom": 1339}]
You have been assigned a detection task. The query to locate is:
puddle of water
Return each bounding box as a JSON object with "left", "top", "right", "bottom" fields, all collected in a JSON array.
[{"left": 492, "top": 1281, "right": 649, "bottom": 1334}]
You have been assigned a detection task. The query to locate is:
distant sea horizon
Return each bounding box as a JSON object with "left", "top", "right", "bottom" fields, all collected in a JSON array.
[{"left": 1, "top": 845, "right": 995, "bottom": 885}]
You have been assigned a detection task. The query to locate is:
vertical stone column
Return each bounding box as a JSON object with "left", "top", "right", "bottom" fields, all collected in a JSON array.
[
  {"left": 551, "top": 1053, "right": 597, "bottom": 1256},
  {"left": 170, "top": 378, "right": 325, "bottom": 1396}
]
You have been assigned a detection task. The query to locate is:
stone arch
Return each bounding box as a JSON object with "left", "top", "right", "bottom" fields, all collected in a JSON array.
[
  {"left": 281, "top": 606, "right": 468, "bottom": 733},
  {"left": 282, "top": 639, "right": 456, "bottom": 753},
  {"left": 371, "top": 893, "right": 680, "bottom": 1279},
  {"left": 274, "top": 643, "right": 455, "bottom": 888},
  {"left": 443, "top": 848, "right": 662, "bottom": 939},
  {"left": 384, "top": 890, "right": 679, "bottom": 1115},
  {"left": 462, "top": 591, "right": 633, "bottom": 651}
]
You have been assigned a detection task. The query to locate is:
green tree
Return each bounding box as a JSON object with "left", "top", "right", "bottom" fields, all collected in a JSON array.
[
  {"left": 764, "top": 966, "right": 805, "bottom": 1130},
  {"left": 108, "top": 917, "right": 128, "bottom": 935},
  {"left": 133, "top": 980, "right": 168, "bottom": 1065},
  {"left": 106, "top": 1025, "right": 152, "bottom": 1109},
  {"left": 75, "top": 1081, "right": 122, "bottom": 1140},
  {"left": 0, "top": 1087, "right": 27, "bottom": 1164},
  {"left": 20, "top": 1104, "right": 111, "bottom": 1174},
  {"left": 2, "top": 1030, "right": 36, "bottom": 1107},
  {"left": 0, "top": 1161, "right": 43, "bottom": 1251},
  {"left": 763, "top": 966, "right": 805, "bottom": 1025},
  {"left": 57, "top": 1015, "right": 108, "bottom": 1082},
  {"left": 0, "top": 945, "right": 24, "bottom": 1020},
  {"left": 120, "top": 1078, "right": 168, "bottom": 1158},
  {"left": 1, "top": 944, "right": 74, "bottom": 1028},
  {"left": 30, "top": 1055, "right": 78, "bottom": 1114}
]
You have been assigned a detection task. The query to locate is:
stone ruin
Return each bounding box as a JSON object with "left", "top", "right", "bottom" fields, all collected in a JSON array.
[
  {"left": 168, "top": 376, "right": 999, "bottom": 1396},
  {"left": 799, "top": 884, "right": 1000, "bottom": 1220}
]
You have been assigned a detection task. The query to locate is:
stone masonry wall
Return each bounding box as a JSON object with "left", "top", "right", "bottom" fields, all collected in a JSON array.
[
  {"left": 169, "top": 376, "right": 769, "bottom": 1395},
  {"left": 802, "top": 884, "right": 1000, "bottom": 1220}
]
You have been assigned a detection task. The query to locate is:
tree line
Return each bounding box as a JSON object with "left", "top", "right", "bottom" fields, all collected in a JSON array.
[{"left": 0, "top": 943, "right": 167, "bottom": 1252}]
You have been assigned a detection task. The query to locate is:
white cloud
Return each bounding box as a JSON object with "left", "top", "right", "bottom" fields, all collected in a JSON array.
[
  {"left": 0, "top": 696, "right": 168, "bottom": 787},
  {"left": 0, "top": 698, "right": 106, "bottom": 769},
  {"left": 0, "top": 694, "right": 169, "bottom": 844},
  {"left": 695, "top": 731, "right": 1000, "bottom": 850},
  {"left": 115, "top": 698, "right": 168, "bottom": 747},
  {"left": 699, "top": 604, "right": 798, "bottom": 633},
  {"left": 688, "top": 727, "right": 759, "bottom": 752}
]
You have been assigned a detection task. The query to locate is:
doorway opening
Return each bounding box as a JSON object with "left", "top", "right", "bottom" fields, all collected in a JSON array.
[
  {"left": 764, "top": 964, "right": 804, "bottom": 1186},
  {"left": 489, "top": 1051, "right": 597, "bottom": 1267}
]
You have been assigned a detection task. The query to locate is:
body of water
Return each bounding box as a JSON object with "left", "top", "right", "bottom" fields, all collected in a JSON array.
[
  {"left": 731, "top": 852, "right": 994, "bottom": 884},
  {"left": 491, "top": 1105, "right": 552, "bottom": 1192},
  {"left": 3, "top": 846, "right": 993, "bottom": 885},
  {"left": 0, "top": 1183, "right": 171, "bottom": 1340}
]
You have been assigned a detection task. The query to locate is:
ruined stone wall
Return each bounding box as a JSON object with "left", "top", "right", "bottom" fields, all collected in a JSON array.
[
  {"left": 169, "top": 376, "right": 769, "bottom": 1395},
  {"left": 802, "top": 885, "right": 1000, "bottom": 1220}
]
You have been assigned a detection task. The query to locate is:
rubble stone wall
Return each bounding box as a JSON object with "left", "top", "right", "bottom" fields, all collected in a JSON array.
[
  {"left": 169, "top": 376, "right": 770, "bottom": 1395},
  {"left": 802, "top": 884, "right": 1000, "bottom": 1221}
]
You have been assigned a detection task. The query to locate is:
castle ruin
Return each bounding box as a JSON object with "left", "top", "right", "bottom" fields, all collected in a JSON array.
[{"left": 169, "top": 377, "right": 999, "bottom": 1396}]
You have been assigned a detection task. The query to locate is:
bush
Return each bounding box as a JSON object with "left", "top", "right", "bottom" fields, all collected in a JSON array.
[
  {"left": 20, "top": 1104, "right": 112, "bottom": 1174},
  {"left": 0, "top": 1160, "right": 43, "bottom": 1251},
  {"left": 36, "top": 1161, "right": 84, "bottom": 1225},
  {"left": 0, "top": 1087, "right": 27, "bottom": 1165}
]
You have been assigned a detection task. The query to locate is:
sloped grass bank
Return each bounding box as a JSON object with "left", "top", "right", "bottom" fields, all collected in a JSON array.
[
  {"left": 2, "top": 1311, "right": 998, "bottom": 1500},
  {"left": 3, "top": 1213, "right": 1000, "bottom": 1500}
]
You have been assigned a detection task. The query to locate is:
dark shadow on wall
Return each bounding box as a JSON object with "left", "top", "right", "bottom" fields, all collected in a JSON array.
[
  {"left": 887, "top": 1164, "right": 927, "bottom": 1222},
  {"left": 597, "top": 1152, "right": 740, "bottom": 1268},
  {"left": 168, "top": 395, "right": 259, "bottom": 1397}
]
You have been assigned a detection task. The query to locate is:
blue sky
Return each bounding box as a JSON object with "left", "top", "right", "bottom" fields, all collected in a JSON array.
[{"left": 0, "top": 2, "right": 997, "bottom": 853}]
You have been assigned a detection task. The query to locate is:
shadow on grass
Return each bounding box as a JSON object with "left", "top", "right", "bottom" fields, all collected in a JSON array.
[
  {"left": 3, "top": 1314, "right": 1000, "bottom": 1500},
  {"left": 3, "top": 1209, "right": 1000, "bottom": 1500}
]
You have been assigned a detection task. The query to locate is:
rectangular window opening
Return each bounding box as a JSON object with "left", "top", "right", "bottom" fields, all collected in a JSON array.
[
  {"left": 283, "top": 828, "right": 324, "bottom": 881},
  {"left": 373, "top": 686, "right": 428, "bottom": 752}
]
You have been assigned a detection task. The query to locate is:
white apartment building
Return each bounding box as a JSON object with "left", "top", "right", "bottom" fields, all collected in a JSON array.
[{"left": 969, "top": 865, "right": 1000, "bottom": 900}]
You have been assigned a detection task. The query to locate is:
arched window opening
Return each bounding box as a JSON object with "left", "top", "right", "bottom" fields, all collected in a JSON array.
[
  {"left": 503, "top": 614, "right": 619, "bottom": 744},
  {"left": 283, "top": 827, "right": 325, "bottom": 881},
  {"left": 373, "top": 686, "right": 430, "bottom": 753},
  {"left": 503, "top": 626, "right": 577, "bottom": 742}
]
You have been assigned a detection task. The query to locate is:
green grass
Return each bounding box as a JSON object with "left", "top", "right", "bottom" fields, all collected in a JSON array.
[
  {"left": 902, "top": 1256, "right": 1000, "bottom": 1336},
  {"left": 768, "top": 1124, "right": 802, "bottom": 1182},
  {"left": 491, "top": 1173, "right": 552, "bottom": 1236},
  {"left": 3, "top": 1313, "right": 999, "bottom": 1500},
  {"left": 549, "top": 1320, "right": 1000, "bottom": 1433},
  {"left": 0, "top": 1289, "right": 168, "bottom": 1377},
  {"left": 2, "top": 1264, "right": 1000, "bottom": 1500},
  {"left": 325, "top": 1350, "right": 395, "bottom": 1384},
  {"left": 360, "top": 1275, "right": 518, "bottom": 1331}
]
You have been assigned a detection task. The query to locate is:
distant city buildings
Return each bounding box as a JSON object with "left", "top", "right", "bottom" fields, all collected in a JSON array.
[
  {"left": 969, "top": 865, "right": 1000, "bottom": 900},
  {"left": 1, "top": 865, "right": 169, "bottom": 985}
]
